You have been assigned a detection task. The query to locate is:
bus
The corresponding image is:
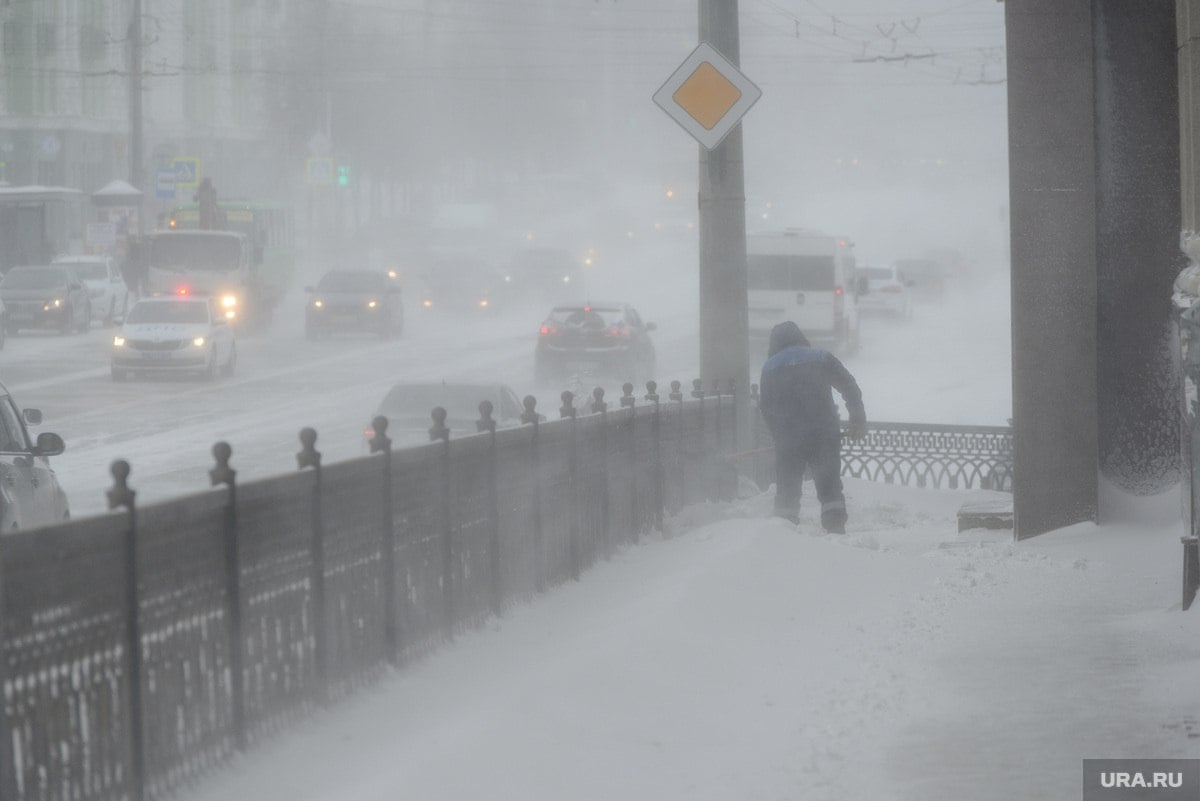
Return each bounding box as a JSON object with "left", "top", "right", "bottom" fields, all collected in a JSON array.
[
  {"left": 747, "top": 229, "right": 861, "bottom": 356},
  {"left": 0, "top": 186, "right": 86, "bottom": 270},
  {"left": 169, "top": 199, "right": 295, "bottom": 313}
]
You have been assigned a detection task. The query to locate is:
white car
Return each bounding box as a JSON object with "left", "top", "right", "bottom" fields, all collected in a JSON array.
[
  {"left": 111, "top": 294, "right": 237, "bottom": 381},
  {"left": 53, "top": 254, "right": 130, "bottom": 325},
  {"left": 857, "top": 264, "right": 913, "bottom": 318}
]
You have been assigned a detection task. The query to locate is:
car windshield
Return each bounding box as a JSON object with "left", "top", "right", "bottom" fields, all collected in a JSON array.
[
  {"left": 860, "top": 267, "right": 893, "bottom": 280},
  {"left": 548, "top": 307, "right": 623, "bottom": 327},
  {"left": 2, "top": 268, "right": 67, "bottom": 290},
  {"left": 747, "top": 255, "right": 835, "bottom": 291},
  {"left": 378, "top": 384, "right": 498, "bottom": 423},
  {"left": 149, "top": 234, "right": 240, "bottom": 271},
  {"left": 317, "top": 272, "right": 385, "bottom": 293},
  {"left": 126, "top": 301, "right": 209, "bottom": 324},
  {"left": 57, "top": 261, "right": 108, "bottom": 280}
]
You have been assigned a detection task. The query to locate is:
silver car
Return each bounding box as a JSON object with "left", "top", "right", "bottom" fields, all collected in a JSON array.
[{"left": 0, "top": 382, "right": 68, "bottom": 531}]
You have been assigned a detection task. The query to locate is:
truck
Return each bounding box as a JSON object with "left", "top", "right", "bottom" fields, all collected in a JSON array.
[{"left": 141, "top": 229, "right": 263, "bottom": 326}]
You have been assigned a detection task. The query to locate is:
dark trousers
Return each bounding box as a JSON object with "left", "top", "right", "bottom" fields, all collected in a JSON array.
[{"left": 774, "top": 439, "right": 847, "bottom": 531}]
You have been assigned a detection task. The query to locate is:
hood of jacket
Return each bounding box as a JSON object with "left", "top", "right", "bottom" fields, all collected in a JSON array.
[{"left": 767, "top": 321, "right": 810, "bottom": 357}]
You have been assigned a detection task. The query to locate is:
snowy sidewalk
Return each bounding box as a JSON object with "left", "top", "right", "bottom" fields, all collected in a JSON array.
[{"left": 181, "top": 479, "right": 1200, "bottom": 801}]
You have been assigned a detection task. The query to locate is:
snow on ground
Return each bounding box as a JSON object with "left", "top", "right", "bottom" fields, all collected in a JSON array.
[{"left": 179, "top": 477, "right": 1199, "bottom": 801}]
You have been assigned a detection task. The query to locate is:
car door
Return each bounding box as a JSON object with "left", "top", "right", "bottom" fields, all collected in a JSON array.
[
  {"left": 0, "top": 396, "right": 40, "bottom": 530},
  {"left": 65, "top": 268, "right": 87, "bottom": 320}
]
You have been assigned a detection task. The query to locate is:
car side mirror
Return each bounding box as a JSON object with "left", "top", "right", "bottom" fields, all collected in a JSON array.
[
  {"left": 645, "top": 321, "right": 657, "bottom": 332},
  {"left": 855, "top": 276, "right": 870, "bottom": 295},
  {"left": 22, "top": 408, "right": 42, "bottom": 425},
  {"left": 35, "top": 431, "right": 64, "bottom": 456}
]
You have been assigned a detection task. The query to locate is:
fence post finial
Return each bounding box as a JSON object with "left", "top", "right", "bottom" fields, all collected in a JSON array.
[
  {"left": 560, "top": 390, "right": 576, "bottom": 419},
  {"left": 521, "top": 395, "right": 540, "bottom": 425},
  {"left": 711, "top": 378, "right": 721, "bottom": 397},
  {"left": 209, "top": 442, "right": 235, "bottom": 487},
  {"left": 591, "top": 386, "right": 607, "bottom": 414},
  {"left": 296, "top": 427, "right": 321, "bottom": 469},
  {"left": 369, "top": 416, "right": 392, "bottom": 453},
  {"left": 429, "top": 407, "right": 449, "bottom": 442},
  {"left": 751, "top": 382, "right": 760, "bottom": 404},
  {"left": 669, "top": 380, "right": 683, "bottom": 402},
  {"left": 645, "top": 380, "right": 659, "bottom": 403},
  {"left": 691, "top": 378, "right": 704, "bottom": 399},
  {"left": 620, "top": 382, "right": 635, "bottom": 408},
  {"left": 477, "top": 400, "right": 496, "bottom": 433},
  {"left": 726, "top": 378, "right": 736, "bottom": 397},
  {"left": 107, "top": 459, "right": 135, "bottom": 510}
]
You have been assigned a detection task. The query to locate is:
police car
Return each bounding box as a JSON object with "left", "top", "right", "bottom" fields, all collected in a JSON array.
[{"left": 111, "top": 291, "right": 237, "bottom": 381}]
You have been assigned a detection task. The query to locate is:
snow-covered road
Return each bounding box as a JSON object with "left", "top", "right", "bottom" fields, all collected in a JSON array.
[{"left": 3, "top": 240, "right": 1010, "bottom": 517}]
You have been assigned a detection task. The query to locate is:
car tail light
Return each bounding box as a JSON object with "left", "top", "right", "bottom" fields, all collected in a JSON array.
[
  {"left": 364, "top": 428, "right": 375, "bottom": 438},
  {"left": 834, "top": 286, "right": 844, "bottom": 328},
  {"left": 607, "top": 326, "right": 630, "bottom": 337},
  {"left": 539, "top": 324, "right": 558, "bottom": 336}
]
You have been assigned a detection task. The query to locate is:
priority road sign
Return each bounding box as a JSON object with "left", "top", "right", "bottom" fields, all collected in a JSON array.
[
  {"left": 172, "top": 157, "right": 200, "bottom": 188},
  {"left": 652, "top": 42, "right": 762, "bottom": 151}
]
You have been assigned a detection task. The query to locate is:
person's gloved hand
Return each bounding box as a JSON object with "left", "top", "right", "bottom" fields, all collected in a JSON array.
[{"left": 847, "top": 419, "right": 867, "bottom": 442}]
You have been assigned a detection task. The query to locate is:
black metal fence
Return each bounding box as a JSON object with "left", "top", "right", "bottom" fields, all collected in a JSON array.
[{"left": 0, "top": 381, "right": 738, "bottom": 801}]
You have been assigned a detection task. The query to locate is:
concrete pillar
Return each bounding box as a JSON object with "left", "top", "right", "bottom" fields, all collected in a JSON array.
[
  {"left": 1006, "top": 0, "right": 1182, "bottom": 538},
  {"left": 1093, "top": 0, "right": 1183, "bottom": 501},
  {"left": 1006, "top": 0, "right": 1100, "bottom": 538}
]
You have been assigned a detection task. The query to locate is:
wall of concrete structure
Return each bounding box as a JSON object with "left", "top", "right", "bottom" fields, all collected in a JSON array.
[
  {"left": 1006, "top": 0, "right": 1100, "bottom": 538},
  {"left": 1006, "top": 0, "right": 1182, "bottom": 537},
  {"left": 1093, "top": 0, "right": 1183, "bottom": 501}
]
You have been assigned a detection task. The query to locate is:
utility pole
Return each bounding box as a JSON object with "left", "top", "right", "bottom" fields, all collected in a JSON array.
[
  {"left": 128, "top": 0, "right": 144, "bottom": 232},
  {"left": 697, "top": 0, "right": 750, "bottom": 447}
]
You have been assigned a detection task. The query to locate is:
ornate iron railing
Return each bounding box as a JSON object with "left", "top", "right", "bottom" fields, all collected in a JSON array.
[{"left": 743, "top": 417, "right": 1014, "bottom": 493}]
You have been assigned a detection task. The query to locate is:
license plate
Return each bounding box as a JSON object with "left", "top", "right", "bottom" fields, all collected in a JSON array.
[{"left": 143, "top": 352, "right": 172, "bottom": 361}]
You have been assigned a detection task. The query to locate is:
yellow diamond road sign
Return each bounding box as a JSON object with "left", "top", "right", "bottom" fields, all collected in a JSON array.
[{"left": 653, "top": 42, "right": 762, "bottom": 150}]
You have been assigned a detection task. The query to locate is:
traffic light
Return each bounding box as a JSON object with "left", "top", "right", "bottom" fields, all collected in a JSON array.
[{"left": 337, "top": 164, "right": 349, "bottom": 187}]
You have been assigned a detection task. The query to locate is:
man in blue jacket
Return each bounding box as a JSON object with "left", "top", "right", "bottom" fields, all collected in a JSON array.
[{"left": 759, "top": 321, "right": 866, "bottom": 532}]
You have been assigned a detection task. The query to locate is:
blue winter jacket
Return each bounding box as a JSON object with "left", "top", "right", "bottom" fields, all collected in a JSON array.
[{"left": 759, "top": 322, "right": 865, "bottom": 450}]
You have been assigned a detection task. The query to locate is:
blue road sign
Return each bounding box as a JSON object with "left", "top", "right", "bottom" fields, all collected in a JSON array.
[
  {"left": 172, "top": 157, "right": 200, "bottom": 187},
  {"left": 155, "top": 167, "right": 176, "bottom": 200}
]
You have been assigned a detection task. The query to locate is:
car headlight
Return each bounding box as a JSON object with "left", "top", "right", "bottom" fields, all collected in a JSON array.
[
  {"left": 43, "top": 299, "right": 62, "bottom": 311},
  {"left": 225, "top": 309, "right": 237, "bottom": 320},
  {"left": 423, "top": 299, "right": 432, "bottom": 308},
  {"left": 367, "top": 300, "right": 378, "bottom": 309},
  {"left": 112, "top": 335, "right": 125, "bottom": 347},
  {"left": 193, "top": 336, "right": 206, "bottom": 348},
  {"left": 479, "top": 299, "right": 489, "bottom": 308},
  {"left": 563, "top": 276, "right": 571, "bottom": 283},
  {"left": 221, "top": 294, "right": 238, "bottom": 308},
  {"left": 313, "top": 299, "right": 324, "bottom": 309}
]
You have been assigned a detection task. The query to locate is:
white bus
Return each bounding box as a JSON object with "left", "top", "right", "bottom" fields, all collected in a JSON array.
[{"left": 747, "top": 229, "right": 861, "bottom": 355}]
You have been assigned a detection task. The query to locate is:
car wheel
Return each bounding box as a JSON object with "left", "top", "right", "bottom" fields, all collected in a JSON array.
[
  {"left": 77, "top": 303, "right": 91, "bottom": 333},
  {"left": 59, "top": 308, "right": 73, "bottom": 335},
  {"left": 0, "top": 319, "right": 7, "bottom": 350},
  {"left": 111, "top": 366, "right": 127, "bottom": 382},
  {"left": 221, "top": 343, "right": 237, "bottom": 377}
]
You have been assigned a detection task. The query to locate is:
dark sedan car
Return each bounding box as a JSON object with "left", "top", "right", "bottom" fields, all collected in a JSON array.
[
  {"left": 305, "top": 270, "right": 404, "bottom": 339},
  {"left": 1, "top": 265, "right": 92, "bottom": 334},
  {"left": 534, "top": 303, "right": 656, "bottom": 383}
]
